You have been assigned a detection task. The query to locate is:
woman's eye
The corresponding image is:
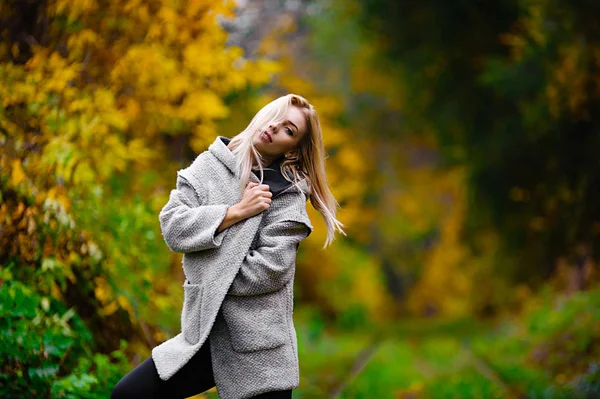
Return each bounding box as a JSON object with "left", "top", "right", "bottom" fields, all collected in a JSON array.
[{"left": 285, "top": 127, "right": 293, "bottom": 136}]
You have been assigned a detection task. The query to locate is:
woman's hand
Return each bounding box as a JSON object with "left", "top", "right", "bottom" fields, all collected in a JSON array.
[
  {"left": 217, "top": 182, "right": 271, "bottom": 233},
  {"left": 233, "top": 182, "right": 272, "bottom": 219}
]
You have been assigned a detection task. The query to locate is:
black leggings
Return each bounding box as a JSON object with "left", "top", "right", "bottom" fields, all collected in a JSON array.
[{"left": 111, "top": 340, "right": 292, "bottom": 399}]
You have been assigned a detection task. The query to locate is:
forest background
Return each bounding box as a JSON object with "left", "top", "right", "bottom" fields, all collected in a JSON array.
[{"left": 2, "top": 0, "right": 599, "bottom": 398}]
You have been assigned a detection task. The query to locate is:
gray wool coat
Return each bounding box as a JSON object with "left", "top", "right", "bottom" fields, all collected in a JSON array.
[{"left": 152, "top": 136, "right": 313, "bottom": 399}]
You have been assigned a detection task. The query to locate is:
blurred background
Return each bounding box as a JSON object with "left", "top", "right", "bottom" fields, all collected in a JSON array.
[{"left": 2, "top": 0, "right": 600, "bottom": 397}]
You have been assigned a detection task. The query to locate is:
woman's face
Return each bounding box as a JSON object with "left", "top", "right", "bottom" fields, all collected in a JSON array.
[{"left": 253, "top": 106, "right": 307, "bottom": 163}]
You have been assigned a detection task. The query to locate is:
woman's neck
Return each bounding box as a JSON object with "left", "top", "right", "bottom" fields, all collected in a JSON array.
[
  {"left": 225, "top": 139, "right": 282, "bottom": 169},
  {"left": 255, "top": 154, "right": 283, "bottom": 169},
  {"left": 260, "top": 155, "right": 276, "bottom": 167}
]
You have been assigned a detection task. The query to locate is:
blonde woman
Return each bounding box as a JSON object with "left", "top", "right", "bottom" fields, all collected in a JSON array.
[{"left": 111, "top": 94, "right": 345, "bottom": 399}]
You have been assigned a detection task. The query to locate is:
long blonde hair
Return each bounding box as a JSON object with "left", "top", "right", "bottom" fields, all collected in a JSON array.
[{"left": 228, "top": 93, "right": 345, "bottom": 247}]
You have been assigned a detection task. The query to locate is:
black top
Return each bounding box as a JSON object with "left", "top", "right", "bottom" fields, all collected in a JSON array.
[{"left": 220, "top": 137, "right": 293, "bottom": 198}]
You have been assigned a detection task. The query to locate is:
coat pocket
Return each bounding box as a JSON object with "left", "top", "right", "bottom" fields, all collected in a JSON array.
[
  {"left": 181, "top": 280, "right": 203, "bottom": 345},
  {"left": 221, "top": 287, "right": 288, "bottom": 353}
]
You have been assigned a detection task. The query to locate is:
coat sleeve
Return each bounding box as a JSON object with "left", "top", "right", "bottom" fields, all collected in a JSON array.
[
  {"left": 159, "top": 173, "right": 230, "bottom": 253},
  {"left": 226, "top": 219, "right": 311, "bottom": 296}
]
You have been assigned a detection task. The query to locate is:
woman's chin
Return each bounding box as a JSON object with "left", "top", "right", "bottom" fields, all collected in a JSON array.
[{"left": 252, "top": 139, "right": 264, "bottom": 149}]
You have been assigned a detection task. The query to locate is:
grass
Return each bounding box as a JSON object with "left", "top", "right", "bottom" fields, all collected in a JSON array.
[{"left": 293, "top": 286, "right": 600, "bottom": 398}]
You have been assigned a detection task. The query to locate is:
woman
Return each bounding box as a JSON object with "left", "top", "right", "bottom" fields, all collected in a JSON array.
[{"left": 111, "top": 94, "right": 345, "bottom": 399}]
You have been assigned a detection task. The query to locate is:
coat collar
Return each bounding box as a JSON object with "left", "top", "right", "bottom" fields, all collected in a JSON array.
[
  {"left": 208, "top": 136, "right": 239, "bottom": 177},
  {"left": 208, "top": 136, "right": 311, "bottom": 198}
]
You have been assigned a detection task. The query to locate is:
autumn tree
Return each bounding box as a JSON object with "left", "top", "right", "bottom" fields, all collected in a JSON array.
[
  {"left": 1, "top": 0, "right": 278, "bottom": 396},
  {"left": 359, "top": 0, "right": 600, "bottom": 285}
]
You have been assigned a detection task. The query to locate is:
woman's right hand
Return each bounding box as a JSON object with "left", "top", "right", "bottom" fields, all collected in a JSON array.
[
  {"left": 217, "top": 183, "right": 271, "bottom": 233},
  {"left": 232, "top": 182, "right": 272, "bottom": 220}
]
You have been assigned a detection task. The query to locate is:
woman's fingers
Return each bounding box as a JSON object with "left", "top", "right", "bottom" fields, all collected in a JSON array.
[
  {"left": 250, "top": 184, "right": 271, "bottom": 195},
  {"left": 244, "top": 182, "right": 259, "bottom": 196},
  {"left": 246, "top": 183, "right": 272, "bottom": 210},
  {"left": 254, "top": 184, "right": 270, "bottom": 192},
  {"left": 237, "top": 182, "right": 273, "bottom": 217}
]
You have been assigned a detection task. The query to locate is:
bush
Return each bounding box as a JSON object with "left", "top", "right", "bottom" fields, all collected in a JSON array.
[{"left": 0, "top": 267, "right": 129, "bottom": 398}]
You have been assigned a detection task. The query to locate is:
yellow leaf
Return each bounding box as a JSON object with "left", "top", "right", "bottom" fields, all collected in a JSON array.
[{"left": 11, "top": 160, "right": 26, "bottom": 185}]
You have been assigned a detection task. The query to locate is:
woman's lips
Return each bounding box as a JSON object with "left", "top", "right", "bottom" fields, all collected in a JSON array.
[{"left": 261, "top": 131, "right": 272, "bottom": 143}]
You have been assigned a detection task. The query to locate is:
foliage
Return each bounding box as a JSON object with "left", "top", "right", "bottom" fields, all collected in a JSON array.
[
  {"left": 0, "top": 266, "right": 129, "bottom": 398},
  {"left": 1, "top": 0, "right": 279, "bottom": 396},
  {"left": 0, "top": 0, "right": 278, "bottom": 345},
  {"left": 284, "top": 0, "right": 506, "bottom": 319},
  {"left": 294, "top": 284, "right": 600, "bottom": 398},
  {"left": 358, "top": 0, "right": 600, "bottom": 283},
  {"left": 471, "top": 285, "right": 600, "bottom": 398},
  {"left": 2, "top": 0, "right": 600, "bottom": 397}
]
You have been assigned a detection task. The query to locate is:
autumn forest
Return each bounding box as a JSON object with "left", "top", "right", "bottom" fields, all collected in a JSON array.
[{"left": 1, "top": 0, "right": 600, "bottom": 398}]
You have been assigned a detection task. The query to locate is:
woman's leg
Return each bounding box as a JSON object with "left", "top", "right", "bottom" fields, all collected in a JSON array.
[
  {"left": 111, "top": 340, "right": 216, "bottom": 399},
  {"left": 160, "top": 341, "right": 216, "bottom": 398},
  {"left": 110, "top": 355, "right": 163, "bottom": 398}
]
